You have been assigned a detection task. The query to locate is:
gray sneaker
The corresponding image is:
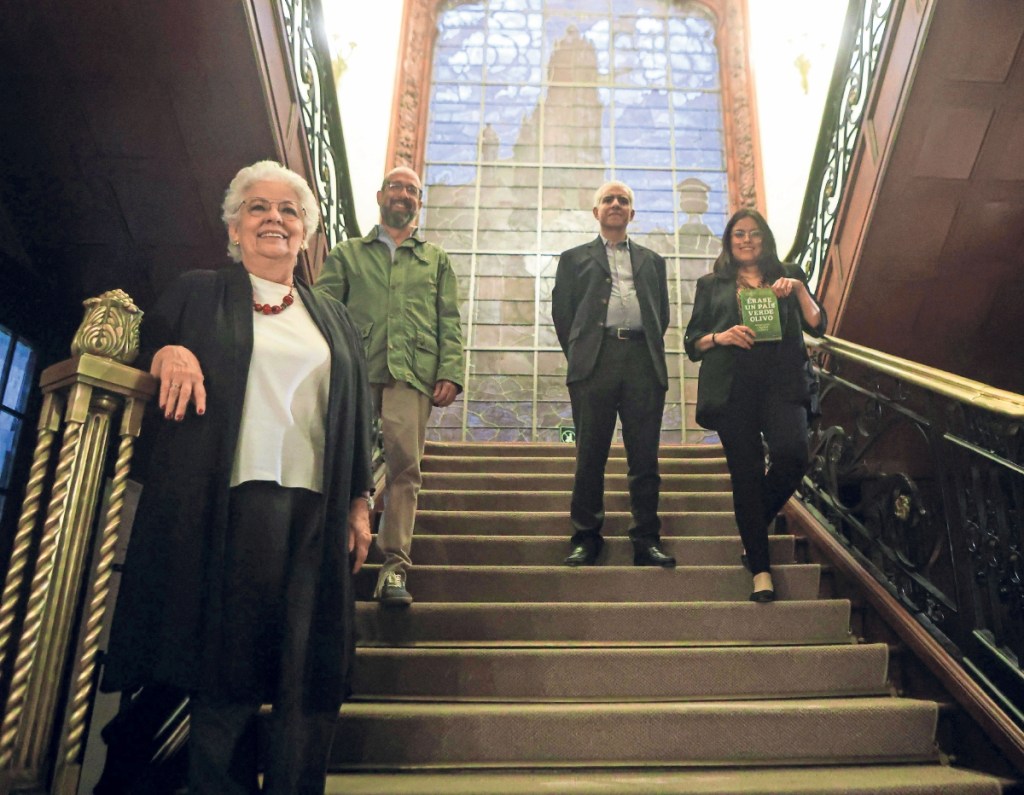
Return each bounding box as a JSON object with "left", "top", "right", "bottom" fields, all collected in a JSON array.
[{"left": 379, "top": 571, "right": 413, "bottom": 607}]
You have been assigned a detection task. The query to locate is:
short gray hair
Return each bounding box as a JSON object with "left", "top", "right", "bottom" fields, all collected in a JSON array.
[
  {"left": 592, "top": 181, "right": 635, "bottom": 209},
  {"left": 221, "top": 161, "right": 320, "bottom": 262}
]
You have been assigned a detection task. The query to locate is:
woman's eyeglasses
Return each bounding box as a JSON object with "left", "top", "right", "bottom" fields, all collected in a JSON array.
[
  {"left": 731, "top": 229, "right": 764, "bottom": 241},
  {"left": 237, "top": 198, "right": 305, "bottom": 220}
]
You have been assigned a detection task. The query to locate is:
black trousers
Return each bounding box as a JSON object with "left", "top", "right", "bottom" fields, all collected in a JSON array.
[
  {"left": 189, "top": 481, "right": 336, "bottom": 795},
  {"left": 716, "top": 346, "right": 809, "bottom": 576},
  {"left": 568, "top": 336, "right": 665, "bottom": 545}
]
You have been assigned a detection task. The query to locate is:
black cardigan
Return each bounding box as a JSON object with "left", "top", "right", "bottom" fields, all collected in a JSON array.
[{"left": 103, "top": 263, "right": 374, "bottom": 708}]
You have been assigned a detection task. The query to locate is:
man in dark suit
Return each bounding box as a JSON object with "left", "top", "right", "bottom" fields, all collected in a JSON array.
[{"left": 552, "top": 180, "right": 675, "bottom": 568}]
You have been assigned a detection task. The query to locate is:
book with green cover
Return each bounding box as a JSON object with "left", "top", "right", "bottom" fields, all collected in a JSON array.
[{"left": 738, "top": 287, "right": 782, "bottom": 342}]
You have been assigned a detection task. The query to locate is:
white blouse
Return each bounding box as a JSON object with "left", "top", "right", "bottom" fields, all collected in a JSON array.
[{"left": 230, "top": 273, "right": 331, "bottom": 493}]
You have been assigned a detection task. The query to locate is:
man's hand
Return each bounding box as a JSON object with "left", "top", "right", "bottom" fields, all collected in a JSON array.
[{"left": 432, "top": 379, "right": 458, "bottom": 407}]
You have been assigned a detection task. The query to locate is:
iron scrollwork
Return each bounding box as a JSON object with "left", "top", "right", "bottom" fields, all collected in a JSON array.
[
  {"left": 278, "top": 0, "right": 361, "bottom": 247},
  {"left": 785, "top": 0, "right": 895, "bottom": 289},
  {"left": 800, "top": 341, "right": 1024, "bottom": 720}
]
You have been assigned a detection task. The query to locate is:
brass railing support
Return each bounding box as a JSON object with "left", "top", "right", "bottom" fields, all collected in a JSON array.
[
  {"left": 0, "top": 394, "right": 64, "bottom": 681},
  {"left": 0, "top": 291, "right": 155, "bottom": 795},
  {"left": 51, "top": 394, "right": 147, "bottom": 795}
]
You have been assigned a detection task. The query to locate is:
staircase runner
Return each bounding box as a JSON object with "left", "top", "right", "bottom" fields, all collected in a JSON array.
[{"left": 323, "top": 442, "right": 1008, "bottom": 793}]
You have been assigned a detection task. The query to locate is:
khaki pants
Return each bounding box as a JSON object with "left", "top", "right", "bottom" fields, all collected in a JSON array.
[{"left": 372, "top": 379, "right": 433, "bottom": 595}]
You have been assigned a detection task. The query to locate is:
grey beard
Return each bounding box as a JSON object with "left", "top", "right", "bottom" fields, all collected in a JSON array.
[{"left": 381, "top": 205, "right": 416, "bottom": 229}]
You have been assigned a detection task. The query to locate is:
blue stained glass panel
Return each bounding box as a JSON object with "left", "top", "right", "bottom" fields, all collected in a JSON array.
[
  {"left": 675, "top": 146, "right": 725, "bottom": 170},
  {"left": 0, "top": 330, "right": 11, "bottom": 373},
  {"left": 492, "top": 0, "right": 542, "bottom": 11},
  {"left": 431, "top": 82, "right": 483, "bottom": 105},
  {"left": 427, "top": 120, "right": 481, "bottom": 145},
  {"left": 612, "top": 0, "right": 665, "bottom": 14},
  {"left": 615, "top": 148, "right": 671, "bottom": 168},
  {"left": 425, "top": 163, "right": 477, "bottom": 187},
  {"left": 673, "top": 108, "right": 724, "bottom": 132},
  {"left": 673, "top": 91, "right": 721, "bottom": 113},
  {"left": 671, "top": 70, "right": 720, "bottom": 91},
  {"left": 427, "top": 144, "right": 479, "bottom": 164},
  {"left": 545, "top": 0, "right": 593, "bottom": 15},
  {"left": 632, "top": 188, "right": 676, "bottom": 213},
  {"left": 677, "top": 128, "right": 724, "bottom": 151},
  {"left": 3, "top": 341, "right": 34, "bottom": 412},
  {"left": 484, "top": 83, "right": 541, "bottom": 108},
  {"left": 0, "top": 412, "right": 19, "bottom": 488}
]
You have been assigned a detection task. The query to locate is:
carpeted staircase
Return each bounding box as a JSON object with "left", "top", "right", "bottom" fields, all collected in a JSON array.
[{"left": 326, "top": 442, "right": 1009, "bottom": 793}]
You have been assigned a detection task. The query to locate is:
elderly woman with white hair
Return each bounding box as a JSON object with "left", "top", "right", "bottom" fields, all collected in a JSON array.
[{"left": 102, "top": 160, "right": 374, "bottom": 794}]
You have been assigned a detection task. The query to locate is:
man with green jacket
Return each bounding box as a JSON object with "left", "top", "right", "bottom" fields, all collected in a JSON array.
[{"left": 317, "top": 166, "right": 464, "bottom": 606}]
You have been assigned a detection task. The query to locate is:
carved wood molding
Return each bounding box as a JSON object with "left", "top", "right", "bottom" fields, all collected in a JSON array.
[
  {"left": 386, "top": 0, "right": 765, "bottom": 213},
  {"left": 721, "top": 0, "right": 765, "bottom": 212},
  {"left": 386, "top": 0, "right": 440, "bottom": 173}
]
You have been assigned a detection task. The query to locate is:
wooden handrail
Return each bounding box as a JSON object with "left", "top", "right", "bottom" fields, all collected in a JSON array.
[{"left": 807, "top": 335, "right": 1024, "bottom": 418}]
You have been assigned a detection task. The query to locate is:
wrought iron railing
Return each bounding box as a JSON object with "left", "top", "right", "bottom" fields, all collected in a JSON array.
[
  {"left": 784, "top": 0, "right": 896, "bottom": 288},
  {"left": 279, "top": 0, "right": 361, "bottom": 246},
  {"left": 800, "top": 335, "right": 1024, "bottom": 724}
]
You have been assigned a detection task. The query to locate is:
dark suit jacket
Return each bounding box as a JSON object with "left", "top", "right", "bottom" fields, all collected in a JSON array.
[
  {"left": 552, "top": 236, "right": 670, "bottom": 388},
  {"left": 103, "top": 263, "right": 374, "bottom": 708},
  {"left": 683, "top": 262, "right": 827, "bottom": 430}
]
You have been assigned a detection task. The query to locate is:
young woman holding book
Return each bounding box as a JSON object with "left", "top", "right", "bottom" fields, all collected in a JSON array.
[{"left": 683, "top": 209, "right": 826, "bottom": 602}]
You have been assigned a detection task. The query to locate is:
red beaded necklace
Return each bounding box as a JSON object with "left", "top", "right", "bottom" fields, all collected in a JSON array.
[{"left": 253, "top": 283, "right": 295, "bottom": 315}]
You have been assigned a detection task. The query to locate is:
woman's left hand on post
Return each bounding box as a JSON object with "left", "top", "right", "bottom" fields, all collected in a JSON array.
[{"left": 151, "top": 345, "right": 207, "bottom": 420}]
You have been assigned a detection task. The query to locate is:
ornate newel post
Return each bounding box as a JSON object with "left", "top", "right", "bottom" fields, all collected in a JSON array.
[{"left": 0, "top": 291, "right": 156, "bottom": 795}]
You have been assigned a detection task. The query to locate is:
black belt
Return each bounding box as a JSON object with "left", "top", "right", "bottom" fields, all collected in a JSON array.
[{"left": 605, "top": 327, "right": 644, "bottom": 340}]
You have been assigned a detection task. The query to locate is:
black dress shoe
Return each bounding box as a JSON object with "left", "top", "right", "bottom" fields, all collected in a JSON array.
[
  {"left": 749, "top": 588, "right": 776, "bottom": 603},
  {"left": 633, "top": 542, "right": 676, "bottom": 568},
  {"left": 564, "top": 543, "right": 600, "bottom": 566}
]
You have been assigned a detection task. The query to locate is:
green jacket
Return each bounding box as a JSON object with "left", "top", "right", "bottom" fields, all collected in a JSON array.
[{"left": 317, "top": 226, "right": 465, "bottom": 398}]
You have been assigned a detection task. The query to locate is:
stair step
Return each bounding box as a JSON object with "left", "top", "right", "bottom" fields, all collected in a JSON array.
[
  {"left": 415, "top": 510, "right": 739, "bottom": 536},
  {"left": 325, "top": 698, "right": 940, "bottom": 768},
  {"left": 423, "top": 455, "right": 729, "bottom": 474},
  {"left": 424, "top": 442, "right": 725, "bottom": 459},
  {"left": 418, "top": 490, "right": 733, "bottom": 511},
  {"left": 336, "top": 441, "right": 1007, "bottom": 791},
  {"left": 354, "top": 600, "right": 854, "bottom": 645},
  {"left": 352, "top": 644, "right": 890, "bottom": 701},
  {"left": 367, "top": 535, "right": 796, "bottom": 566},
  {"left": 326, "top": 765, "right": 1006, "bottom": 794},
  {"left": 417, "top": 472, "right": 732, "bottom": 492},
  {"left": 355, "top": 564, "right": 821, "bottom": 602}
]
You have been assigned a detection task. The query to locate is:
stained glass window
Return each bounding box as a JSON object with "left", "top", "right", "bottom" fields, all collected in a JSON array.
[
  {"left": 422, "top": 0, "right": 727, "bottom": 442},
  {"left": 0, "top": 325, "right": 37, "bottom": 524}
]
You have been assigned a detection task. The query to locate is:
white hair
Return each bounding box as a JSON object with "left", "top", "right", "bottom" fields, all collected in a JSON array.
[
  {"left": 221, "top": 160, "right": 320, "bottom": 262},
  {"left": 592, "top": 181, "right": 635, "bottom": 209}
]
